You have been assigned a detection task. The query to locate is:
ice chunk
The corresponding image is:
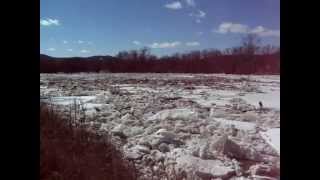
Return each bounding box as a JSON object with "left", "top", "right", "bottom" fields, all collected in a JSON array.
[
  {"left": 174, "top": 154, "right": 235, "bottom": 179},
  {"left": 147, "top": 108, "right": 198, "bottom": 121},
  {"left": 214, "top": 118, "right": 257, "bottom": 131},
  {"left": 47, "top": 96, "right": 96, "bottom": 106},
  {"left": 260, "top": 128, "right": 280, "bottom": 155}
]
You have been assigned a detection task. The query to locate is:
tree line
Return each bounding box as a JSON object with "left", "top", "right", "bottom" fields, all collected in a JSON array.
[{"left": 40, "top": 34, "right": 280, "bottom": 74}]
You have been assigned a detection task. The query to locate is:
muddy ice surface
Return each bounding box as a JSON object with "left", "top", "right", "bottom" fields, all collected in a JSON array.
[{"left": 40, "top": 73, "right": 280, "bottom": 180}]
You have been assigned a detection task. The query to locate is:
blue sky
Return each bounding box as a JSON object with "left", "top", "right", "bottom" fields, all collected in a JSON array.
[{"left": 40, "top": 0, "right": 280, "bottom": 57}]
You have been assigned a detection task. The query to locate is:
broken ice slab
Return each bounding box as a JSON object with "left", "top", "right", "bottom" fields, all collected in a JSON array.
[
  {"left": 260, "top": 128, "right": 280, "bottom": 155},
  {"left": 147, "top": 108, "right": 198, "bottom": 121},
  {"left": 45, "top": 96, "right": 96, "bottom": 105},
  {"left": 214, "top": 118, "right": 257, "bottom": 131},
  {"left": 174, "top": 153, "right": 236, "bottom": 179}
]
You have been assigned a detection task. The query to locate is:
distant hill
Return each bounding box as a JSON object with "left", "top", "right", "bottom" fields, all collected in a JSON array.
[
  {"left": 40, "top": 54, "right": 55, "bottom": 61},
  {"left": 40, "top": 54, "right": 118, "bottom": 61},
  {"left": 40, "top": 54, "right": 120, "bottom": 73}
]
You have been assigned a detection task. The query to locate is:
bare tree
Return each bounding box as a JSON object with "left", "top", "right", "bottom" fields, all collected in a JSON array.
[
  {"left": 241, "top": 33, "right": 261, "bottom": 55},
  {"left": 172, "top": 53, "right": 181, "bottom": 60},
  {"left": 189, "top": 50, "right": 201, "bottom": 60},
  {"left": 231, "top": 47, "right": 244, "bottom": 55},
  {"left": 129, "top": 50, "right": 138, "bottom": 60},
  {"left": 275, "top": 47, "right": 280, "bottom": 56},
  {"left": 224, "top": 48, "right": 233, "bottom": 55},
  {"left": 240, "top": 33, "right": 262, "bottom": 73},
  {"left": 116, "top": 50, "right": 130, "bottom": 60},
  {"left": 138, "top": 47, "right": 151, "bottom": 61}
]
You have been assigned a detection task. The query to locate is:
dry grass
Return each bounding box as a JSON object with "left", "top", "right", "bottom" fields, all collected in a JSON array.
[{"left": 40, "top": 104, "right": 137, "bottom": 180}]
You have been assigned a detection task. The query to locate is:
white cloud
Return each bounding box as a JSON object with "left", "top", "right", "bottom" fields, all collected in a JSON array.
[
  {"left": 80, "top": 49, "right": 90, "bottom": 53},
  {"left": 132, "top": 40, "right": 141, "bottom": 45},
  {"left": 87, "top": 41, "right": 93, "bottom": 45},
  {"left": 77, "top": 40, "right": 84, "bottom": 44},
  {"left": 63, "top": 40, "right": 68, "bottom": 44},
  {"left": 190, "top": 10, "right": 206, "bottom": 24},
  {"left": 40, "top": 18, "right": 60, "bottom": 26},
  {"left": 250, "top": 26, "right": 265, "bottom": 34},
  {"left": 190, "top": 10, "right": 206, "bottom": 18},
  {"left": 196, "top": 32, "right": 203, "bottom": 36},
  {"left": 198, "top": 10, "right": 206, "bottom": 18},
  {"left": 215, "top": 22, "right": 280, "bottom": 37},
  {"left": 149, "top": 41, "right": 181, "bottom": 48},
  {"left": 164, "top": 1, "right": 182, "bottom": 10},
  {"left": 67, "top": 49, "right": 73, "bottom": 52},
  {"left": 215, "top": 22, "right": 249, "bottom": 34},
  {"left": 250, "top": 26, "right": 280, "bottom": 37},
  {"left": 185, "top": 0, "right": 196, "bottom": 7},
  {"left": 47, "top": 48, "right": 56, "bottom": 51},
  {"left": 186, "top": 42, "right": 200, "bottom": 46}
]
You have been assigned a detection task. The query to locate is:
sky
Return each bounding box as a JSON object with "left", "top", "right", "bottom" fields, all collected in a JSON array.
[{"left": 40, "top": 0, "right": 280, "bottom": 57}]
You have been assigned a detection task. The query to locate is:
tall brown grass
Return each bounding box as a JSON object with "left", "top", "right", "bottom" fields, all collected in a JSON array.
[{"left": 40, "top": 104, "right": 136, "bottom": 180}]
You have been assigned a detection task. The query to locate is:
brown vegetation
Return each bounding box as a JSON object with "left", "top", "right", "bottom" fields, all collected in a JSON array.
[
  {"left": 40, "top": 53, "right": 279, "bottom": 74},
  {"left": 40, "top": 104, "right": 136, "bottom": 180}
]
